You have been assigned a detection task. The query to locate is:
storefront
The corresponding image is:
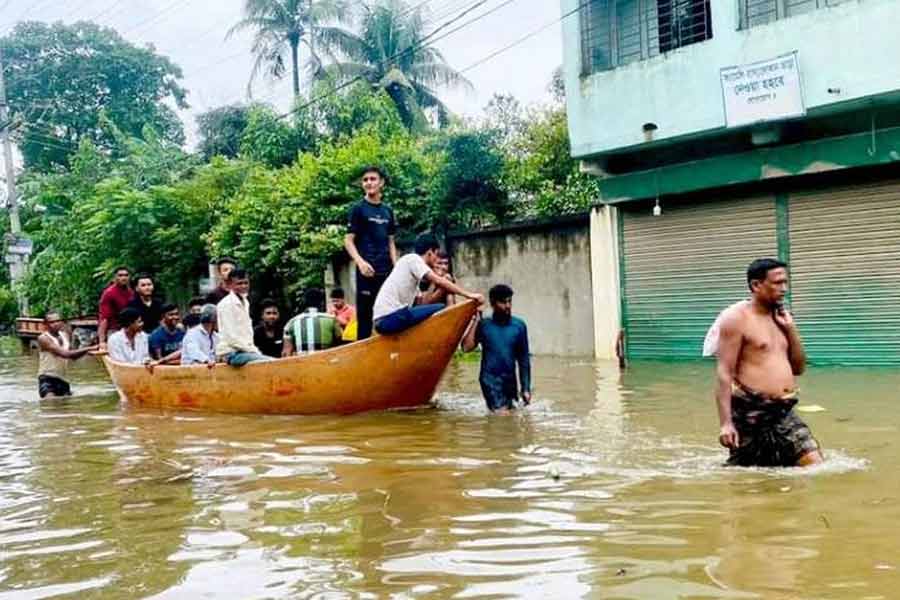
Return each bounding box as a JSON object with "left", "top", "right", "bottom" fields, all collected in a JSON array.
[{"left": 616, "top": 177, "right": 900, "bottom": 365}]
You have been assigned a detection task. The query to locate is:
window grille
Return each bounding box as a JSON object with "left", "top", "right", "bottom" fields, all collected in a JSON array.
[
  {"left": 741, "top": 0, "right": 843, "bottom": 29},
  {"left": 581, "top": 0, "right": 712, "bottom": 75}
]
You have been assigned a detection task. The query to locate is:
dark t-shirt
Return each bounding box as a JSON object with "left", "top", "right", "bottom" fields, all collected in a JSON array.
[
  {"left": 149, "top": 325, "right": 185, "bottom": 359},
  {"left": 254, "top": 324, "right": 284, "bottom": 358},
  {"left": 476, "top": 315, "right": 532, "bottom": 393},
  {"left": 128, "top": 297, "right": 165, "bottom": 334},
  {"left": 347, "top": 199, "right": 396, "bottom": 275},
  {"left": 205, "top": 286, "right": 230, "bottom": 305}
]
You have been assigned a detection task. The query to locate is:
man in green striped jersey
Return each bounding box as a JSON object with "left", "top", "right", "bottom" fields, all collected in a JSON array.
[{"left": 282, "top": 289, "right": 343, "bottom": 356}]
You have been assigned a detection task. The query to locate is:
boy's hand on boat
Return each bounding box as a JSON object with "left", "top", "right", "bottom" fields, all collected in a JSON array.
[
  {"left": 466, "top": 293, "right": 484, "bottom": 305},
  {"left": 522, "top": 391, "right": 532, "bottom": 405}
]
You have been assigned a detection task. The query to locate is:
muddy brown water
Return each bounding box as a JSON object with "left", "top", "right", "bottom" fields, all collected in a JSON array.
[{"left": 0, "top": 354, "right": 897, "bottom": 599}]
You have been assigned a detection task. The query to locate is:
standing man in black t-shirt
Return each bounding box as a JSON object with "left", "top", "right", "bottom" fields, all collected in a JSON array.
[{"left": 344, "top": 165, "right": 398, "bottom": 339}]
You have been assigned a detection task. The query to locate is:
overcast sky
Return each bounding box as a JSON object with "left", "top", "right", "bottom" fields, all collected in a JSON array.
[{"left": 0, "top": 0, "right": 564, "bottom": 148}]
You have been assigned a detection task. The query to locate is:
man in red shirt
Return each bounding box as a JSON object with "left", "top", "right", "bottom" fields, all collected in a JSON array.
[{"left": 98, "top": 266, "right": 135, "bottom": 350}]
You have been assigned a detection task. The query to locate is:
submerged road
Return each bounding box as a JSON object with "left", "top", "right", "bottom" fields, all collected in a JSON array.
[{"left": 0, "top": 353, "right": 896, "bottom": 599}]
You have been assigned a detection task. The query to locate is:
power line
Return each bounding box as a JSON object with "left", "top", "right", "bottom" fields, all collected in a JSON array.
[
  {"left": 120, "top": 0, "right": 190, "bottom": 37},
  {"left": 459, "top": 0, "right": 587, "bottom": 75},
  {"left": 277, "top": 0, "right": 517, "bottom": 121}
]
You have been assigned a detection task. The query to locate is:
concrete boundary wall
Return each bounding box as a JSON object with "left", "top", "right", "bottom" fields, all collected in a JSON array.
[{"left": 327, "top": 215, "right": 596, "bottom": 357}]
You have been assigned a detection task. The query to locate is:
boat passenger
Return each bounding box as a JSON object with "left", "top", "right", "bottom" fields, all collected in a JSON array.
[
  {"left": 149, "top": 303, "right": 185, "bottom": 365},
  {"left": 98, "top": 265, "right": 134, "bottom": 350},
  {"left": 107, "top": 308, "right": 153, "bottom": 368},
  {"left": 328, "top": 287, "right": 356, "bottom": 329},
  {"left": 37, "top": 310, "right": 98, "bottom": 398},
  {"left": 417, "top": 249, "right": 456, "bottom": 307},
  {"left": 127, "top": 273, "right": 164, "bottom": 334},
  {"left": 344, "top": 165, "right": 397, "bottom": 340},
  {"left": 181, "top": 304, "right": 219, "bottom": 367},
  {"left": 461, "top": 284, "right": 532, "bottom": 413},
  {"left": 373, "top": 233, "right": 483, "bottom": 336},
  {"left": 713, "top": 258, "right": 824, "bottom": 467},
  {"left": 215, "top": 269, "right": 272, "bottom": 366},
  {"left": 182, "top": 296, "right": 206, "bottom": 330},
  {"left": 283, "top": 289, "right": 341, "bottom": 356},
  {"left": 205, "top": 257, "right": 237, "bottom": 305},
  {"left": 253, "top": 298, "right": 284, "bottom": 358}
]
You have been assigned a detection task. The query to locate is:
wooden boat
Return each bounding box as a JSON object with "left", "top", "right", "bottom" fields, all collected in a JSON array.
[{"left": 99, "top": 301, "right": 478, "bottom": 415}]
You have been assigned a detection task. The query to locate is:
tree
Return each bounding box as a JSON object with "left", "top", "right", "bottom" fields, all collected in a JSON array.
[
  {"left": 239, "top": 105, "right": 309, "bottom": 167},
  {"left": 196, "top": 104, "right": 254, "bottom": 160},
  {"left": 426, "top": 130, "right": 508, "bottom": 236},
  {"left": 229, "top": 0, "right": 351, "bottom": 100},
  {"left": 0, "top": 21, "right": 187, "bottom": 171},
  {"left": 319, "top": 0, "right": 472, "bottom": 130}
]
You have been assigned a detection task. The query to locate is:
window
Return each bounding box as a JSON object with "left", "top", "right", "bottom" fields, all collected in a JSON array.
[
  {"left": 741, "top": 0, "right": 844, "bottom": 29},
  {"left": 581, "top": 0, "right": 713, "bottom": 75}
]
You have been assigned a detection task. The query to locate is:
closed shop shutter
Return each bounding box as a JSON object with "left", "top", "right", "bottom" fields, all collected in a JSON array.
[
  {"left": 621, "top": 195, "right": 777, "bottom": 359},
  {"left": 789, "top": 180, "right": 900, "bottom": 365}
]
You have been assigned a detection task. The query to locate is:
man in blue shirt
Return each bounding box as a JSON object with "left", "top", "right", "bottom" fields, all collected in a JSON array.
[
  {"left": 462, "top": 284, "right": 532, "bottom": 413},
  {"left": 344, "top": 166, "right": 398, "bottom": 340},
  {"left": 149, "top": 303, "right": 185, "bottom": 365}
]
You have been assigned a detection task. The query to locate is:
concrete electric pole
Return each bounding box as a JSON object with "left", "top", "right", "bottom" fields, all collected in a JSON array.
[{"left": 0, "top": 44, "right": 31, "bottom": 315}]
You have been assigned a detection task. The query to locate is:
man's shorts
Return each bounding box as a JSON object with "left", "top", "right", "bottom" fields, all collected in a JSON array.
[
  {"left": 480, "top": 374, "right": 518, "bottom": 412},
  {"left": 38, "top": 375, "right": 72, "bottom": 398},
  {"left": 728, "top": 386, "right": 820, "bottom": 467}
]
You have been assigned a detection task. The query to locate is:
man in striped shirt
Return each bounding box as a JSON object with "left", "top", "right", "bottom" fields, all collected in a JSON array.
[{"left": 282, "top": 289, "right": 342, "bottom": 356}]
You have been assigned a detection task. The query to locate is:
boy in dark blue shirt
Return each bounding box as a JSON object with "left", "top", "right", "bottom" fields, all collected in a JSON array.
[{"left": 462, "top": 284, "right": 532, "bottom": 412}]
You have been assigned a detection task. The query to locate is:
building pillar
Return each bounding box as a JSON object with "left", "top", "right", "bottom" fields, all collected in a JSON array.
[{"left": 589, "top": 204, "right": 621, "bottom": 360}]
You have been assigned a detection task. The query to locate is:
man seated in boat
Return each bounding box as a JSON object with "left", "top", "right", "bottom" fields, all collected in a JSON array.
[
  {"left": 283, "top": 289, "right": 342, "bottom": 356},
  {"left": 149, "top": 303, "right": 185, "bottom": 365},
  {"left": 205, "top": 256, "right": 236, "bottom": 305},
  {"left": 215, "top": 269, "right": 273, "bottom": 366},
  {"left": 181, "top": 304, "right": 219, "bottom": 368},
  {"left": 416, "top": 249, "right": 456, "bottom": 307},
  {"left": 37, "top": 310, "right": 99, "bottom": 398},
  {"left": 107, "top": 308, "right": 153, "bottom": 369},
  {"left": 373, "top": 233, "right": 483, "bottom": 336}
]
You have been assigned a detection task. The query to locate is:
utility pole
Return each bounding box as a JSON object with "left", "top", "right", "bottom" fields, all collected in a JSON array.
[{"left": 0, "top": 44, "right": 30, "bottom": 315}]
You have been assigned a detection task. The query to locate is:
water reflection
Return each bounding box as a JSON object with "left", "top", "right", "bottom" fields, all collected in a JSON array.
[{"left": 0, "top": 354, "right": 897, "bottom": 599}]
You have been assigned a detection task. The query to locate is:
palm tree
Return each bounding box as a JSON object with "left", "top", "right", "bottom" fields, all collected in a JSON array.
[
  {"left": 317, "top": 0, "right": 473, "bottom": 130},
  {"left": 228, "top": 0, "right": 350, "bottom": 100}
]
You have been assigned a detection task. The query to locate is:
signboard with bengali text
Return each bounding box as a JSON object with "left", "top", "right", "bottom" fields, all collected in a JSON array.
[{"left": 720, "top": 52, "right": 806, "bottom": 128}]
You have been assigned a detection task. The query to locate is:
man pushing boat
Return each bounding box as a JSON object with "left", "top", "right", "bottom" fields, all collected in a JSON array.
[{"left": 710, "top": 258, "right": 824, "bottom": 467}]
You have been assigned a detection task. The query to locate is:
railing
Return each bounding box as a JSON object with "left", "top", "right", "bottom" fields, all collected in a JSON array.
[
  {"left": 740, "top": 0, "right": 844, "bottom": 29},
  {"left": 581, "top": 0, "right": 712, "bottom": 75}
]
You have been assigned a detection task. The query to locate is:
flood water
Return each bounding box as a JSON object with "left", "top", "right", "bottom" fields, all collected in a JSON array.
[{"left": 0, "top": 352, "right": 897, "bottom": 599}]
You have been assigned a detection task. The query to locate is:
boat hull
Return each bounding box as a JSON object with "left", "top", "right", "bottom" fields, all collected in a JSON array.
[{"left": 100, "top": 301, "right": 477, "bottom": 415}]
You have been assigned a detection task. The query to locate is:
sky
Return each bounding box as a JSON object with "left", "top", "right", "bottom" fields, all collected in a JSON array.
[{"left": 0, "top": 0, "right": 566, "bottom": 148}]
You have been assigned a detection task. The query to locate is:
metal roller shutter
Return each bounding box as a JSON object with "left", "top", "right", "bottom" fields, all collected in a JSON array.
[
  {"left": 621, "top": 195, "right": 778, "bottom": 359},
  {"left": 789, "top": 181, "right": 900, "bottom": 365}
]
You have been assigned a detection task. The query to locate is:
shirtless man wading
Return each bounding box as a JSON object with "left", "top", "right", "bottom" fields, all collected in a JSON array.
[{"left": 714, "top": 258, "right": 824, "bottom": 467}]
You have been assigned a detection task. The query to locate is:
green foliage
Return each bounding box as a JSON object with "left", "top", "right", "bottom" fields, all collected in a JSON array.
[
  {"left": 318, "top": 0, "right": 472, "bottom": 130},
  {"left": 498, "top": 104, "right": 599, "bottom": 218},
  {"left": 0, "top": 21, "right": 187, "bottom": 171},
  {"left": 196, "top": 104, "right": 253, "bottom": 160},
  {"left": 229, "top": 0, "right": 351, "bottom": 98},
  {"left": 21, "top": 132, "right": 215, "bottom": 315},
  {"left": 239, "top": 105, "right": 305, "bottom": 168},
  {"left": 425, "top": 130, "right": 508, "bottom": 235},
  {"left": 0, "top": 287, "right": 18, "bottom": 328},
  {"left": 209, "top": 128, "right": 430, "bottom": 296}
]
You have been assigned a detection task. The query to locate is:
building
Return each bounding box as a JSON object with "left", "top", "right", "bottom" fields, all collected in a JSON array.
[{"left": 562, "top": 0, "right": 900, "bottom": 365}]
